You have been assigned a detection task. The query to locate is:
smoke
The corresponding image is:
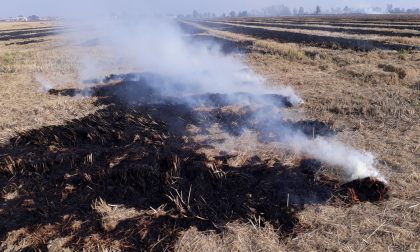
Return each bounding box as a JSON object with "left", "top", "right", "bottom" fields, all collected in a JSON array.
[
  {"left": 284, "top": 133, "right": 384, "bottom": 181},
  {"left": 35, "top": 74, "right": 54, "bottom": 92},
  {"left": 89, "top": 19, "right": 271, "bottom": 95},
  {"left": 59, "top": 6, "right": 384, "bottom": 182}
]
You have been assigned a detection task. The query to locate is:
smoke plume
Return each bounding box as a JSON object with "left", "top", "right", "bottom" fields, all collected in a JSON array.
[{"left": 61, "top": 7, "right": 384, "bottom": 182}]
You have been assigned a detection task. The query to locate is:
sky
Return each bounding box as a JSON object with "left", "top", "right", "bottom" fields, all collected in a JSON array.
[{"left": 0, "top": 0, "right": 419, "bottom": 18}]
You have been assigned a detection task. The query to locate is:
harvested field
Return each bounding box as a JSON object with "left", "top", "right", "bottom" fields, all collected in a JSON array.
[
  {"left": 224, "top": 21, "right": 420, "bottom": 37},
  {"left": 192, "top": 15, "right": 420, "bottom": 51},
  {"left": 247, "top": 21, "right": 420, "bottom": 31},
  {"left": 194, "top": 21, "right": 420, "bottom": 51},
  {"left": 1, "top": 14, "right": 419, "bottom": 252}
]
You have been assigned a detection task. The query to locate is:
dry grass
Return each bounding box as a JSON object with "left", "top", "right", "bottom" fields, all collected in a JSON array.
[
  {"left": 0, "top": 21, "right": 140, "bottom": 144},
  {"left": 92, "top": 198, "right": 142, "bottom": 232},
  {"left": 0, "top": 225, "right": 63, "bottom": 251},
  {"left": 176, "top": 222, "right": 285, "bottom": 252},
  {"left": 378, "top": 63, "right": 417, "bottom": 83},
  {"left": 0, "top": 22, "right": 101, "bottom": 144},
  {"left": 289, "top": 202, "right": 419, "bottom": 251},
  {"left": 0, "top": 21, "right": 53, "bottom": 30}
]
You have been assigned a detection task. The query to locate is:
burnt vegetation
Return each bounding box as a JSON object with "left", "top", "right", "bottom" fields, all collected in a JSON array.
[
  {"left": 194, "top": 21, "right": 418, "bottom": 51},
  {"left": 187, "top": 14, "right": 420, "bottom": 52},
  {"left": 0, "top": 27, "right": 63, "bottom": 43},
  {"left": 0, "top": 74, "right": 389, "bottom": 250}
]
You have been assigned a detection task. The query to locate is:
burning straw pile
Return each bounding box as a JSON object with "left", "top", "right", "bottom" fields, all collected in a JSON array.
[{"left": 336, "top": 177, "right": 389, "bottom": 203}]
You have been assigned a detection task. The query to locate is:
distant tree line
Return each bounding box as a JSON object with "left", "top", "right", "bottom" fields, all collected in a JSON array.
[
  {"left": 386, "top": 4, "right": 420, "bottom": 14},
  {"left": 179, "top": 4, "right": 420, "bottom": 19},
  {"left": 1, "top": 14, "right": 58, "bottom": 22}
]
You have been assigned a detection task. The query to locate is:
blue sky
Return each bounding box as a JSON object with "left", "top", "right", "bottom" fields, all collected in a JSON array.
[{"left": 1, "top": 0, "right": 419, "bottom": 18}]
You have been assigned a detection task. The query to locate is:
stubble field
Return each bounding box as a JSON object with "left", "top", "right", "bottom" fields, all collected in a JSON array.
[{"left": 0, "top": 15, "right": 419, "bottom": 251}]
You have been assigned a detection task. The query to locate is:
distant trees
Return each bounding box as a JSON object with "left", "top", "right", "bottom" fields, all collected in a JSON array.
[
  {"left": 190, "top": 10, "right": 217, "bottom": 19},
  {"left": 27, "top": 15, "right": 40, "bottom": 21},
  {"left": 184, "top": 3, "right": 420, "bottom": 20},
  {"left": 386, "top": 4, "right": 420, "bottom": 14},
  {"left": 372, "top": 7, "right": 382, "bottom": 13},
  {"left": 315, "top": 6, "right": 321, "bottom": 15},
  {"left": 331, "top": 7, "right": 342, "bottom": 14},
  {"left": 237, "top": 11, "right": 248, "bottom": 17},
  {"left": 343, "top": 6, "right": 350, "bottom": 13},
  {"left": 261, "top": 5, "right": 292, "bottom": 16},
  {"left": 298, "top": 7, "right": 305, "bottom": 15},
  {"left": 406, "top": 8, "right": 420, "bottom": 13}
]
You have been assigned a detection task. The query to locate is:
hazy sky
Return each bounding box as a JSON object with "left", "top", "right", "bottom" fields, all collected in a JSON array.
[{"left": 1, "top": 0, "right": 419, "bottom": 18}]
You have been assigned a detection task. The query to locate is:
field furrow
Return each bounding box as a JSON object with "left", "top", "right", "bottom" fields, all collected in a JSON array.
[
  {"left": 196, "top": 20, "right": 419, "bottom": 51},
  {"left": 225, "top": 20, "right": 420, "bottom": 36}
]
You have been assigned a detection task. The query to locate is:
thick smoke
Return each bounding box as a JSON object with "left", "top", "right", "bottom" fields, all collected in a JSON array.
[
  {"left": 283, "top": 133, "right": 384, "bottom": 181},
  {"left": 87, "top": 19, "right": 299, "bottom": 98},
  {"left": 62, "top": 10, "right": 384, "bottom": 182}
]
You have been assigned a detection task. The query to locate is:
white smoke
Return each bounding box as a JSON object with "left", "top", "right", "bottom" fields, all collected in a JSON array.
[
  {"left": 283, "top": 132, "right": 385, "bottom": 181},
  {"left": 61, "top": 7, "right": 384, "bottom": 182},
  {"left": 35, "top": 74, "right": 54, "bottom": 92},
  {"left": 97, "top": 19, "right": 268, "bottom": 95}
]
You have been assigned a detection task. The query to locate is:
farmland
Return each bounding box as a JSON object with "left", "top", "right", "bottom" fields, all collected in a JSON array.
[
  {"left": 0, "top": 14, "right": 419, "bottom": 251},
  {"left": 188, "top": 15, "right": 420, "bottom": 51}
]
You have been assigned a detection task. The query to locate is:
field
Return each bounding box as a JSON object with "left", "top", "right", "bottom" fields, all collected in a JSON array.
[{"left": 0, "top": 14, "right": 419, "bottom": 251}]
